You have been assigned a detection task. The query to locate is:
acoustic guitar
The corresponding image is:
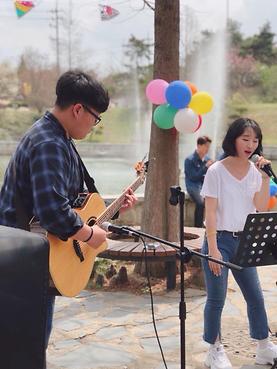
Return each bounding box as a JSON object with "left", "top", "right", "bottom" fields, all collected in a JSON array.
[{"left": 31, "top": 160, "right": 148, "bottom": 297}]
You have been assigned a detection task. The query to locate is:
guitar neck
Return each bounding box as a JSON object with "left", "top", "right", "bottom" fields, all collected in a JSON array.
[{"left": 96, "top": 176, "right": 142, "bottom": 225}]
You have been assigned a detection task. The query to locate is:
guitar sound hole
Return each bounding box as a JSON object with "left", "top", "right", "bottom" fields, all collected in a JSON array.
[{"left": 87, "top": 217, "right": 96, "bottom": 227}]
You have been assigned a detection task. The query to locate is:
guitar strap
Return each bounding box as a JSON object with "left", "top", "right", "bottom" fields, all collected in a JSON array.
[
  {"left": 13, "top": 161, "right": 30, "bottom": 231},
  {"left": 71, "top": 141, "right": 119, "bottom": 220},
  {"left": 70, "top": 140, "right": 99, "bottom": 194}
]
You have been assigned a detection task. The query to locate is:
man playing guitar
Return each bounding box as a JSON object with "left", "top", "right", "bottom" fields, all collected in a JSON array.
[{"left": 0, "top": 70, "right": 137, "bottom": 348}]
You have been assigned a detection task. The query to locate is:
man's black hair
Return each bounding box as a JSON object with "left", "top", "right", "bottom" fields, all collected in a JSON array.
[
  {"left": 55, "top": 70, "right": 109, "bottom": 113},
  {"left": 197, "top": 135, "right": 212, "bottom": 146},
  {"left": 222, "top": 118, "right": 263, "bottom": 157}
]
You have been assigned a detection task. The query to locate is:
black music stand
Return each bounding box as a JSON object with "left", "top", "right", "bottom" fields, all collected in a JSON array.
[
  {"left": 233, "top": 212, "right": 277, "bottom": 369},
  {"left": 233, "top": 212, "right": 277, "bottom": 268}
]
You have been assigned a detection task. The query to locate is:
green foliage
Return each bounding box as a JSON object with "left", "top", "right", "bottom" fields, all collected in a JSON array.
[
  {"left": 0, "top": 62, "right": 18, "bottom": 100},
  {"left": 103, "top": 106, "right": 135, "bottom": 143},
  {"left": 227, "top": 95, "right": 248, "bottom": 120},
  {"left": 242, "top": 103, "right": 277, "bottom": 145},
  {"left": 93, "top": 258, "right": 111, "bottom": 275},
  {"left": 0, "top": 108, "right": 39, "bottom": 140},
  {"left": 102, "top": 71, "right": 130, "bottom": 99},
  {"left": 259, "top": 65, "right": 277, "bottom": 102},
  {"left": 123, "top": 34, "right": 153, "bottom": 69},
  {"left": 240, "top": 22, "right": 277, "bottom": 65},
  {"left": 85, "top": 106, "right": 135, "bottom": 143},
  {"left": 102, "top": 65, "right": 153, "bottom": 107},
  {"left": 0, "top": 106, "right": 140, "bottom": 144},
  {"left": 226, "top": 101, "right": 277, "bottom": 145},
  {"left": 17, "top": 49, "right": 56, "bottom": 112},
  {"left": 227, "top": 19, "right": 243, "bottom": 48},
  {"left": 226, "top": 20, "right": 277, "bottom": 103}
]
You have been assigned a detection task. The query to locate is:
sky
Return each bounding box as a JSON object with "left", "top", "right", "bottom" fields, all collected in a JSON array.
[{"left": 1, "top": 0, "right": 277, "bottom": 76}]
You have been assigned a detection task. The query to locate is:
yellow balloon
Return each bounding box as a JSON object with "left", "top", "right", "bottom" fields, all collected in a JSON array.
[{"left": 189, "top": 91, "right": 214, "bottom": 115}]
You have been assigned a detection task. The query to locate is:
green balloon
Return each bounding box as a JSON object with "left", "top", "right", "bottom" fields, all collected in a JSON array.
[{"left": 153, "top": 104, "right": 178, "bottom": 129}]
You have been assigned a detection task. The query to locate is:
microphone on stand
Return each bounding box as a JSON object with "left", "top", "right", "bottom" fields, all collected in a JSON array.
[
  {"left": 100, "top": 222, "right": 137, "bottom": 237},
  {"left": 101, "top": 223, "right": 159, "bottom": 251},
  {"left": 250, "top": 154, "right": 277, "bottom": 183}
]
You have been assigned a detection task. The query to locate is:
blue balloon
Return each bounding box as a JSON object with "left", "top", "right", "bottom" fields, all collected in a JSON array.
[
  {"left": 165, "top": 81, "right": 192, "bottom": 109},
  {"left": 270, "top": 182, "right": 277, "bottom": 197}
]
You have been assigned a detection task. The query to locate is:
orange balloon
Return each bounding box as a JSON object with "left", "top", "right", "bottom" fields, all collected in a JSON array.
[
  {"left": 268, "top": 196, "right": 277, "bottom": 209},
  {"left": 185, "top": 81, "right": 198, "bottom": 95}
]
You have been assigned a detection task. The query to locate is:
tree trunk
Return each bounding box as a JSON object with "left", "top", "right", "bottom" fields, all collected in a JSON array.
[{"left": 135, "top": 0, "right": 180, "bottom": 277}]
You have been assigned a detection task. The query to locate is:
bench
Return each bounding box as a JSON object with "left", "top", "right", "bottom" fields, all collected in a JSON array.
[{"left": 98, "top": 226, "right": 205, "bottom": 289}]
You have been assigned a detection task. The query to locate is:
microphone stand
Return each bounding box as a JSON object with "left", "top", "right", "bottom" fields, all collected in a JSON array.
[
  {"left": 170, "top": 186, "right": 187, "bottom": 369},
  {"left": 120, "top": 186, "right": 242, "bottom": 369}
]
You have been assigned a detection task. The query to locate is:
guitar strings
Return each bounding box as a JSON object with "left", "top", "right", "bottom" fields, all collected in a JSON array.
[{"left": 96, "top": 176, "right": 144, "bottom": 225}]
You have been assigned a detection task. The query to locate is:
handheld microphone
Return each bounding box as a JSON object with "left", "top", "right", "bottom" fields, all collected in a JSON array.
[
  {"left": 250, "top": 154, "right": 277, "bottom": 182},
  {"left": 100, "top": 222, "right": 137, "bottom": 237}
]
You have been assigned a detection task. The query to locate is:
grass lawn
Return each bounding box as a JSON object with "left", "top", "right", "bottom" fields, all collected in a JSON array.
[
  {"left": 243, "top": 103, "right": 277, "bottom": 146},
  {"left": 0, "top": 103, "right": 276, "bottom": 145}
]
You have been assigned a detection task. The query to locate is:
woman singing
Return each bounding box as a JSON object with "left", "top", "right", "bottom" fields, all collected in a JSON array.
[{"left": 201, "top": 118, "right": 277, "bottom": 369}]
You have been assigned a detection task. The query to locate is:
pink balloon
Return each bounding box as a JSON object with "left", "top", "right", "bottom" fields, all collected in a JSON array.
[{"left": 145, "top": 79, "right": 169, "bottom": 105}]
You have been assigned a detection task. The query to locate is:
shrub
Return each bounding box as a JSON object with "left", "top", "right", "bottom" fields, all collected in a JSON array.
[{"left": 259, "top": 65, "right": 277, "bottom": 102}]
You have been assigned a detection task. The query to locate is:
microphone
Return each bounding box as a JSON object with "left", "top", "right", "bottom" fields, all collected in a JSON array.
[
  {"left": 250, "top": 154, "right": 277, "bottom": 181},
  {"left": 100, "top": 222, "right": 137, "bottom": 237}
]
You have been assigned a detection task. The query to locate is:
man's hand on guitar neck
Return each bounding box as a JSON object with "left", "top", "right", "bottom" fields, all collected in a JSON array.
[
  {"left": 119, "top": 188, "right": 137, "bottom": 214},
  {"left": 73, "top": 224, "right": 107, "bottom": 249}
]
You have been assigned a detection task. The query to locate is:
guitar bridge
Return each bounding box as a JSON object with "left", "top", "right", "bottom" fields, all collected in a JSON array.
[{"left": 73, "top": 240, "right": 85, "bottom": 262}]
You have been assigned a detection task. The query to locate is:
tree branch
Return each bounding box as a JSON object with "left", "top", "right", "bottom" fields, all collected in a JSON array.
[{"left": 143, "top": 0, "right": 155, "bottom": 11}]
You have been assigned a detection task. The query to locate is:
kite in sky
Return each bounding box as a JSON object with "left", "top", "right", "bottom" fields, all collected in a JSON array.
[
  {"left": 99, "top": 4, "right": 119, "bottom": 21},
  {"left": 14, "top": 1, "right": 35, "bottom": 18}
]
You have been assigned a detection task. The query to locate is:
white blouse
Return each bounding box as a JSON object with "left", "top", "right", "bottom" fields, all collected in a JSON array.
[{"left": 200, "top": 161, "right": 262, "bottom": 231}]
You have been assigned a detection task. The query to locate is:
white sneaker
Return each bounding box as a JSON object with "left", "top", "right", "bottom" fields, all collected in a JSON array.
[
  {"left": 256, "top": 342, "right": 277, "bottom": 365},
  {"left": 205, "top": 344, "right": 233, "bottom": 369}
]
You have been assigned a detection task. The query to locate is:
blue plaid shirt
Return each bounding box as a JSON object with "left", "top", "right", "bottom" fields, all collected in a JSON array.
[{"left": 0, "top": 111, "right": 84, "bottom": 240}]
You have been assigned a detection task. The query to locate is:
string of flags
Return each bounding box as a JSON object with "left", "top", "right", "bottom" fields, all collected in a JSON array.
[
  {"left": 13, "top": 1, "right": 120, "bottom": 21},
  {"left": 14, "top": 1, "right": 35, "bottom": 18},
  {"left": 99, "top": 5, "right": 120, "bottom": 21}
]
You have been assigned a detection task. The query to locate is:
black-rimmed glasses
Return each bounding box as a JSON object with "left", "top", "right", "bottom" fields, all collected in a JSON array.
[{"left": 82, "top": 104, "right": 102, "bottom": 125}]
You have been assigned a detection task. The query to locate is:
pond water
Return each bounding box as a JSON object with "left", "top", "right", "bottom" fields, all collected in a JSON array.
[
  {"left": 0, "top": 156, "right": 276, "bottom": 196},
  {"left": 0, "top": 156, "right": 145, "bottom": 196}
]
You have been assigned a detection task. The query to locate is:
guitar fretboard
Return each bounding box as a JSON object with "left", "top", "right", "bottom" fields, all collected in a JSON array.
[{"left": 96, "top": 175, "right": 144, "bottom": 225}]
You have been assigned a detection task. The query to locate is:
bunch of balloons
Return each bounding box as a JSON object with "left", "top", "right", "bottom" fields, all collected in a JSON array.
[
  {"left": 145, "top": 79, "right": 214, "bottom": 133},
  {"left": 268, "top": 179, "right": 277, "bottom": 209}
]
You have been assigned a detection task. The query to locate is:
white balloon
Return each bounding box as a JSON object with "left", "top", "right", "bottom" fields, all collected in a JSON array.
[{"left": 174, "top": 108, "right": 199, "bottom": 133}]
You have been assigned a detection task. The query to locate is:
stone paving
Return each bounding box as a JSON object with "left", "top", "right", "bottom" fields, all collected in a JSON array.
[{"left": 47, "top": 265, "right": 277, "bottom": 369}]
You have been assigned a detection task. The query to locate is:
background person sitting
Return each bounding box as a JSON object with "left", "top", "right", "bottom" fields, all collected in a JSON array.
[{"left": 184, "top": 135, "right": 213, "bottom": 228}]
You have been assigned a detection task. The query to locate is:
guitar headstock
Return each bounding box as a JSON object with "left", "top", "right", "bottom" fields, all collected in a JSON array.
[{"left": 134, "top": 155, "right": 148, "bottom": 181}]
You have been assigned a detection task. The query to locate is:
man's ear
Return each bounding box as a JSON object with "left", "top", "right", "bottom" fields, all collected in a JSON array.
[{"left": 72, "top": 103, "right": 82, "bottom": 117}]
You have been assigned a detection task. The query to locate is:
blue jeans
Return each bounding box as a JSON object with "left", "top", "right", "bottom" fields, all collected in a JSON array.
[
  {"left": 187, "top": 188, "right": 204, "bottom": 228},
  {"left": 201, "top": 231, "right": 269, "bottom": 344},
  {"left": 45, "top": 295, "right": 55, "bottom": 348}
]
